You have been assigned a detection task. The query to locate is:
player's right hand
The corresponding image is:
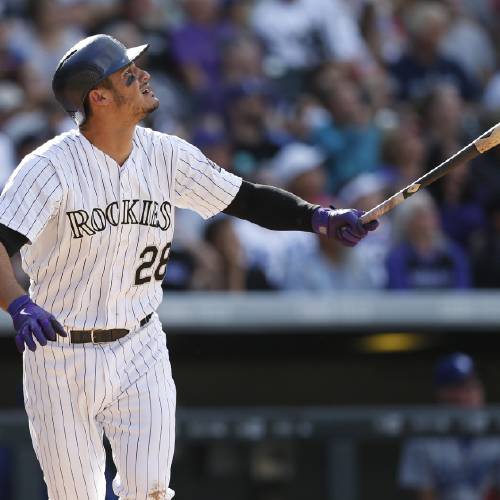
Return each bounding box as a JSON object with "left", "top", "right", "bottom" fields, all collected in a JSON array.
[
  {"left": 311, "top": 207, "right": 379, "bottom": 247},
  {"left": 7, "top": 295, "right": 67, "bottom": 353}
]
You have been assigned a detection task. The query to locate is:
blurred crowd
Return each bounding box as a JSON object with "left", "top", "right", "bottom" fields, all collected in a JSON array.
[{"left": 2, "top": 0, "right": 500, "bottom": 292}]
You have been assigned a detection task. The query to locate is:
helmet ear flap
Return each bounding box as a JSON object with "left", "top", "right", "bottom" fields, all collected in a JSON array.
[{"left": 53, "top": 65, "right": 103, "bottom": 126}]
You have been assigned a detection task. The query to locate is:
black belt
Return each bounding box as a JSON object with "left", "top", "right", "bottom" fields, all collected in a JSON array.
[{"left": 69, "top": 313, "right": 153, "bottom": 344}]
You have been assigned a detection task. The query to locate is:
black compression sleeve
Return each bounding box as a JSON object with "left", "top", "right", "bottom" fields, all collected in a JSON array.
[
  {"left": 0, "top": 224, "right": 28, "bottom": 257},
  {"left": 223, "top": 180, "right": 319, "bottom": 232}
]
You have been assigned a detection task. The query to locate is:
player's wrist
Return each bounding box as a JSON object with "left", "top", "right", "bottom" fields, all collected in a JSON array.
[
  {"left": 311, "top": 207, "right": 330, "bottom": 236},
  {"left": 7, "top": 294, "right": 31, "bottom": 317}
]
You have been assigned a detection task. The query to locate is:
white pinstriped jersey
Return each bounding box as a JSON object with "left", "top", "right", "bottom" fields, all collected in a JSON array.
[{"left": 0, "top": 126, "right": 242, "bottom": 330}]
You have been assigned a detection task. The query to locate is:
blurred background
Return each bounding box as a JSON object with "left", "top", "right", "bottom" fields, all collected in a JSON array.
[{"left": 1, "top": 0, "right": 500, "bottom": 498}]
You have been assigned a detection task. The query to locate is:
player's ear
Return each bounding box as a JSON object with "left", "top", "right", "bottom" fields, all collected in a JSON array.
[{"left": 87, "top": 87, "right": 111, "bottom": 108}]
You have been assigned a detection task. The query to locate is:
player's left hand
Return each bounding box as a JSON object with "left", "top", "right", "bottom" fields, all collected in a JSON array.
[
  {"left": 312, "top": 207, "right": 379, "bottom": 247},
  {"left": 7, "top": 295, "right": 67, "bottom": 353}
]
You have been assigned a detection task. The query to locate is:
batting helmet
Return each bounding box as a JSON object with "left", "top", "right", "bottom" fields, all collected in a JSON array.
[{"left": 52, "top": 34, "right": 149, "bottom": 126}]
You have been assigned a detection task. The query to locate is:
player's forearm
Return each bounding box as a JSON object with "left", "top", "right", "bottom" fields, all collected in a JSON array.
[
  {"left": 0, "top": 242, "right": 26, "bottom": 311},
  {"left": 223, "top": 180, "right": 318, "bottom": 231}
]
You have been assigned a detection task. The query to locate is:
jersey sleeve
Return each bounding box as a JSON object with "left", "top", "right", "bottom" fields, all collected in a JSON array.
[
  {"left": 172, "top": 138, "right": 242, "bottom": 219},
  {"left": 0, "top": 156, "right": 62, "bottom": 243}
]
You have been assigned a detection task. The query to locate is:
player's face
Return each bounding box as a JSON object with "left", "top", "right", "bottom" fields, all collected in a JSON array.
[
  {"left": 437, "top": 378, "right": 484, "bottom": 408},
  {"left": 109, "top": 63, "right": 159, "bottom": 122}
]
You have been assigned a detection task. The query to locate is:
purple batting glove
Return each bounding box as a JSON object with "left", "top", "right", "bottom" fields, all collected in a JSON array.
[
  {"left": 7, "top": 295, "right": 67, "bottom": 353},
  {"left": 312, "top": 207, "right": 379, "bottom": 247}
]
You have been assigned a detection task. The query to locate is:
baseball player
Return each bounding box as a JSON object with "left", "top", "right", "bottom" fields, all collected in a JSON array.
[
  {"left": 399, "top": 353, "right": 500, "bottom": 500},
  {"left": 0, "top": 35, "right": 377, "bottom": 499}
]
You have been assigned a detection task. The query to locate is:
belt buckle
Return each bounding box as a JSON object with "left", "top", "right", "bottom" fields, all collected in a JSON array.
[{"left": 90, "top": 330, "right": 102, "bottom": 344}]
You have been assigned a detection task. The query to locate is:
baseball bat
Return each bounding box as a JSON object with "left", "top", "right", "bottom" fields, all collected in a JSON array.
[{"left": 359, "top": 122, "right": 500, "bottom": 224}]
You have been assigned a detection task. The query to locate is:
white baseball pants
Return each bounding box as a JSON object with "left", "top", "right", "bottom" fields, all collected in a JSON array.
[{"left": 22, "top": 316, "right": 176, "bottom": 500}]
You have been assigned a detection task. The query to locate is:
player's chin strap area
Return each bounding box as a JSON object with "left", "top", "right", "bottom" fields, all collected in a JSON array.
[{"left": 69, "top": 312, "right": 152, "bottom": 344}]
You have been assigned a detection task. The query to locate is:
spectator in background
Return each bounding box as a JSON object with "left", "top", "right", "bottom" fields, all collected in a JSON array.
[
  {"left": 468, "top": 113, "right": 500, "bottom": 208},
  {"left": 0, "top": 79, "right": 24, "bottom": 131},
  {"left": 171, "top": 0, "right": 230, "bottom": 111},
  {"left": 389, "top": 1, "right": 479, "bottom": 102},
  {"left": 204, "top": 217, "right": 271, "bottom": 290},
  {"left": 222, "top": 0, "right": 254, "bottom": 38},
  {"left": 192, "top": 115, "right": 233, "bottom": 170},
  {"left": 472, "top": 197, "right": 500, "bottom": 288},
  {"left": 429, "top": 162, "right": 485, "bottom": 250},
  {"left": 270, "top": 145, "right": 378, "bottom": 293},
  {"left": 269, "top": 142, "right": 328, "bottom": 205},
  {"left": 11, "top": 0, "right": 84, "bottom": 96},
  {"left": 233, "top": 143, "right": 326, "bottom": 289},
  {"left": 386, "top": 191, "right": 471, "bottom": 289},
  {"left": 221, "top": 34, "right": 264, "bottom": 88},
  {"left": 2, "top": 0, "right": 500, "bottom": 295},
  {"left": 380, "top": 120, "right": 426, "bottom": 190},
  {"left": 225, "top": 78, "right": 285, "bottom": 181},
  {"left": 251, "top": 0, "right": 373, "bottom": 97},
  {"left": 482, "top": 73, "right": 500, "bottom": 113},
  {"left": 163, "top": 240, "right": 224, "bottom": 291},
  {"left": 399, "top": 352, "right": 500, "bottom": 500},
  {"left": 282, "top": 232, "right": 378, "bottom": 291},
  {"left": 309, "top": 68, "right": 381, "bottom": 193},
  {"left": 0, "top": 130, "right": 15, "bottom": 190},
  {"left": 440, "top": 0, "right": 496, "bottom": 85},
  {"left": 340, "top": 173, "right": 393, "bottom": 288},
  {"left": 119, "top": 0, "right": 169, "bottom": 32},
  {"left": 422, "top": 83, "right": 473, "bottom": 166},
  {"left": 0, "top": 18, "right": 27, "bottom": 87},
  {"left": 357, "top": 0, "right": 406, "bottom": 65},
  {"left": 458, "top": 0, "right": 494, "bottom": 24},
  {"left": 418, "top": 84, "right": 486, "bottom": 247}
]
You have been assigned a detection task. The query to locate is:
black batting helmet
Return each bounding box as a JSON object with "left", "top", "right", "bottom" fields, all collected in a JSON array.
[{"left": 52, "top": 34, "right": 149, "bottom": 126}]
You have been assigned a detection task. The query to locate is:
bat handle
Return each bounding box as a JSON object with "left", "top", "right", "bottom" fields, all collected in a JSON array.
[
  {"left": 360, "top": 208, "right": 380, "bottom": 225},
  {"left": 359, "top": 190, "right": 406, "bottom": 224}
]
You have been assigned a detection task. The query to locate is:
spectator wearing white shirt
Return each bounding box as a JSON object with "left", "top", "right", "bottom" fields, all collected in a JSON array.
[
  {"left": 272, "top": 149, "right": 377, "bottom": 291},
  {"left": 440, "top": 0, "right": 496, "bottom": 84},
  {"left": 340, "top": 173, "right": 392, "bottom": 288},
  {"left": 234, "top": 143, "right": 325, "bottom": 288},
  {"left": 251, "top": 0, "right": 373, "bottom": 96},
  {"left": 281, "top": 230, "right": 378, "bottom": 291}
]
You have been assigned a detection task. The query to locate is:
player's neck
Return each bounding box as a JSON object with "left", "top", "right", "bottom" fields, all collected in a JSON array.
[{"left": 80, "top": 120, "right": 136, "bottom": 167}]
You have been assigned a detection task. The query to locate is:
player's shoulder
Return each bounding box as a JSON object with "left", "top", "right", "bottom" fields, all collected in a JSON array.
[
  {"left": 6, "top": 131, "right": 78, "bottom": 189},
  {"left": 23, "top": 128, "right": 79, "bottom": 167}
]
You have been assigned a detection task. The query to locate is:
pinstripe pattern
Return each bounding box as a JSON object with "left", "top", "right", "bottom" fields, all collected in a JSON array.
[
  {"left": 0, "top": 127, "right": 241, "bottom": 330},
  {"left": 23, "top": 318, "right": 176, "bottom": 499},
  {"left": 4, "top": 125, "right": 241, "bottom": 499}
]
